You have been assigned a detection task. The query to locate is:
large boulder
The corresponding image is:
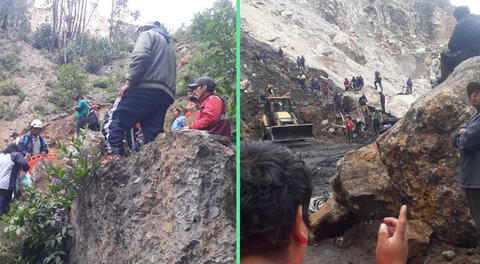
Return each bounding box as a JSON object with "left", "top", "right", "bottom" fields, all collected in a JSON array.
[
  {"left": 327, "top": 57, "right": 480, "bottom": 248},
  {"left": 68, "top": 130, "right": 235, "bottom": 264}
]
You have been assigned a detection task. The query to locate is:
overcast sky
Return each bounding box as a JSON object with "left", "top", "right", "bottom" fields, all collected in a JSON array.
[
  {"left": 450, "top": 0, "right": 480, "bottom": 14},
  {"left": 95, "top": 0, "right": 222, "bottom": 31},
  {"left": 35, "top": 0, "right": 231, "bottom": 31}
]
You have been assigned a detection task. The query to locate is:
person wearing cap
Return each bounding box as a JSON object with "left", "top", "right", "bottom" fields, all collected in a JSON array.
[
  {"left": 103, "top": 21, "right": 176, "bottom": 160},
  {"left": 74, "top": 94, "right": 90, "bottom": 136},
  {"left": 188, "top": 77, "right": 231, "bottom": 143},
  {"left": 18, "top": 119, "right": 48, "bottom": 158},
  {"left": 9, "top": 132, "right": 20, "bottom": 145}
]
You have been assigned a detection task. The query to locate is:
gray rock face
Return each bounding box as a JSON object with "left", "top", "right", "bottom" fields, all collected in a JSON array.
[
  {"left": 329, "top": 57, "right": 480, "bottom": 248},
  {"left": 68, "top": 130, "right": 235, "bottom": 264}
]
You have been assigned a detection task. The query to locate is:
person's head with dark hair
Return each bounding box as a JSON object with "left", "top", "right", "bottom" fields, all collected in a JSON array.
[
  {"left": 467, "top": 82, "right": 480, "bottom": 110},
  {"left": 187, "top": 77, "right": 216, "bottom": 99},
  {"left": 3, "top": 143, "right": 19, "bottom": 154},
  {"left": 241, "top": 141, "right": 313, "bottom": 263},
  {"left": 75, "top": 94, "right": 84, "bottom": 102},
  {"left": 453, "top": 6, "right": 471, "bottom": 22},
  {"left": 172, "top": 107, "right": 182, "bottom": 117}
]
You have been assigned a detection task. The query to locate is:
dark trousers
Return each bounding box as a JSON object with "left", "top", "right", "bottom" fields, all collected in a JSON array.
[
  {"left": 105, "top": 88, "right": 173, "bottom": 155},
  {"left": 465, "top": 188, "right": 480, "bottom": 241},
  {"left": 374, "top": 80, "right": 383, "bottom": 91},
  {"left": 440, "top": 49, "right": 477, "bottom": 83},
  {"left": 381, "top": 102, "right": 385, "bottom": 112},
  {"left": 76, "top": 117, "right": 88, "bottom": 135},
  {"left": 0, "top": 189, "right": 13, "bottom": 216}
]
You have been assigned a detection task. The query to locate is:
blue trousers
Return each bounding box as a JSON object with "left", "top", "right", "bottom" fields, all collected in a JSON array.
[{"left": 105, "top": 88, "right": 173, "bottom": 155}]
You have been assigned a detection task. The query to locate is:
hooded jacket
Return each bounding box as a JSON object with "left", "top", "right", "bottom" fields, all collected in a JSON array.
[{"left": 126, "top": 28, "right": 177, "bottom": 100}]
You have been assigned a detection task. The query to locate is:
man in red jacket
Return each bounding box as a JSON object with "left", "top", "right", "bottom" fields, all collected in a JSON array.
[{"left": 188, "top": 77, "right": 231, "bottom": 144}]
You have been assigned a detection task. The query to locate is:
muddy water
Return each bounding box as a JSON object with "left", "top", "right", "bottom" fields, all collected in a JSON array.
[{"left": 279, "top": 139, "right": 362, "bottom": 198}]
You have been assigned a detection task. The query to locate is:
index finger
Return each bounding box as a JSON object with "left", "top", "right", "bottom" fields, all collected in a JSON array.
[{"left": 393, "top": 205, "right": 407, "bottom": 240}]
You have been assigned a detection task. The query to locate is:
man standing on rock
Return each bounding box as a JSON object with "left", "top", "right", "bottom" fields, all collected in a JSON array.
[
  {"left": 379, "top": 91, "right": 386, "bottom": 113},
  {"left": 374, "top": 71, "right": 383, "bottom": 91},
  {"left": 440, "top": 6, "right": 480, "bottom": 83},
  {"left": 104, "top": 21, "right": 176, "bottom": 161},
  {"left": 451, "top": 81, "right": 480, "bottom": 240},
  {"left": 74, "top": 95, "right": 90, "bottom": 136},
  {"left": 188, "top": 77, "right": 231, "bottom": 144},
  {"left": 406, "top": 78, "right": 413, "bottom": 94}
]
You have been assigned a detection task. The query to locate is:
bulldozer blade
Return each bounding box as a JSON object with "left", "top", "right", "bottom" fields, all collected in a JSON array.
[{"left": 267, "top": 124, "right": 314, "bottom": 142}]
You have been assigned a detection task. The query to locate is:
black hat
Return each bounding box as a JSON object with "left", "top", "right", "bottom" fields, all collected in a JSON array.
[{"left": 187, "top": 77, "right": 216, "bottom": 90}]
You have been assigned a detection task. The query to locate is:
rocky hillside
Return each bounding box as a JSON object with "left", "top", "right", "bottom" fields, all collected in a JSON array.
[{"left": 241, "top": 0, "right": 455, "bottom": 117}]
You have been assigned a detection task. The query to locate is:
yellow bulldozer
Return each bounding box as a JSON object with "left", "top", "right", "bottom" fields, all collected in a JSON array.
[{"left": 259, "top": 93, "right": 314, "bottom": 142}]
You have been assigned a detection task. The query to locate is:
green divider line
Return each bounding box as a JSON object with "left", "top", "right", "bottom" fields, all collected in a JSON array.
[{"left": 235, "top": 0, "right": 241, "bottom": 263}]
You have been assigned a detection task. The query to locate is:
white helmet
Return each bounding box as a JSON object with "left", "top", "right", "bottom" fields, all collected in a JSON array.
[{"left": 30, "top": 119, "right": 43, "bottom": 129}]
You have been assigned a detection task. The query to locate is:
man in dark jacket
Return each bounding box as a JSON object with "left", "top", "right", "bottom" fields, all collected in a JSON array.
[
  {"left": 188, "top": 77, "right": 231, "bottom": 144},
  {"left": 379, "top": 91, "right": 386, "bottom": 112},
  {"left": 451, "top": 82, "right": 480, "bottom": 239},
  {"left": 104, "top": 21, "right": 176, "bottom": 161},
  {"left": 440, "top": 6, "right": 480, "bottom": 83},
  {"left": 374, "top": 71, "right": 383, "bottom": 91},
  {"left": 406, "top": 78, "right": 413, "bottom": 94}
]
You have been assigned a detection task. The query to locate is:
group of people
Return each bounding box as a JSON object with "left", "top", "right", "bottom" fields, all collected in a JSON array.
[
  {"left": 297, "top": 55, "right": 306, "bottom": 70},
  {"left": 344, "top": 76, "right": 364, "bottom": 91},
  {"left": 0, "top": 119, "right": 50, "bottom": 215},
  {"left": 296, "top": 73, "right": 334, "bottom": 99},
  {"left": 98, "top": 22, "right": 231, "bottom": 162},
  {"left": 1, "top": 21, "right": 232, "bottom": 215}
]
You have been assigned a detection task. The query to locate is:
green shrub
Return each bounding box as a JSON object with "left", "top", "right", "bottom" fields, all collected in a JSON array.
[
  {"left": 84, "top": 38, "right": 113, "bottom": 73},
  {"left": 32, "top": 23, "right": 53, "bottom": 49},
  {"left": 33, "top": 104, "right": 47, "bottom": 115},
  {"left": 0, "top": 71, "right": 6, "bottom": 81},
  {"left": 0, "top": 102, "right": 18, "bottom": 121},
  {"left": 0, "top": 53, "right": 20, "bottom": 71},
  {"left": 92, "top": 77, "right": 114, "bottom": 89},
  {"left": 112, "top": 37, "right": 134, "bottom": 56},
  {"left": 0, "top": 80, "right": 22, "bottom": 96},
  {"left": 58, "top": 44, "right": 81, "bottom": 65},
  {"left": 1, "top": 132, "right": 101, "bottom": 263},
  {"left": 48, "top": 64, "right": 86, "bottom": 110},
  {"left": 0, "top": 227, "right": 25, "bottom": 263}
]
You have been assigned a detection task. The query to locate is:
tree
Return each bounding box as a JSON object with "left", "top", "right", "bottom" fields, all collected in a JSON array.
[
  {"left": 187, "top": 0, "right": 236, "bottom": 122},
  {"left": 0, "top": 0, "right": 30, "bottom": 30},
  {"left": 108, "top": 0, "right": 129, "bottom": 40}
]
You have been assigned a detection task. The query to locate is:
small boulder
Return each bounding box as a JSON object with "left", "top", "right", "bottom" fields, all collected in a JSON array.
[{"left": 442, "top": 250, "right": 456, "bottom": 261}]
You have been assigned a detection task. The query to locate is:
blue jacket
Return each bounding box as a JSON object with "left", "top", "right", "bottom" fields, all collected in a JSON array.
[
  {"left": 18, "top": 132, "right": 49, "bottom": 156},
  {"left": 451, "top": 112, "right": 480, "bottom": 188},
  {"left": 170, "top": 116, "right": 185, "bottom": 131}
]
